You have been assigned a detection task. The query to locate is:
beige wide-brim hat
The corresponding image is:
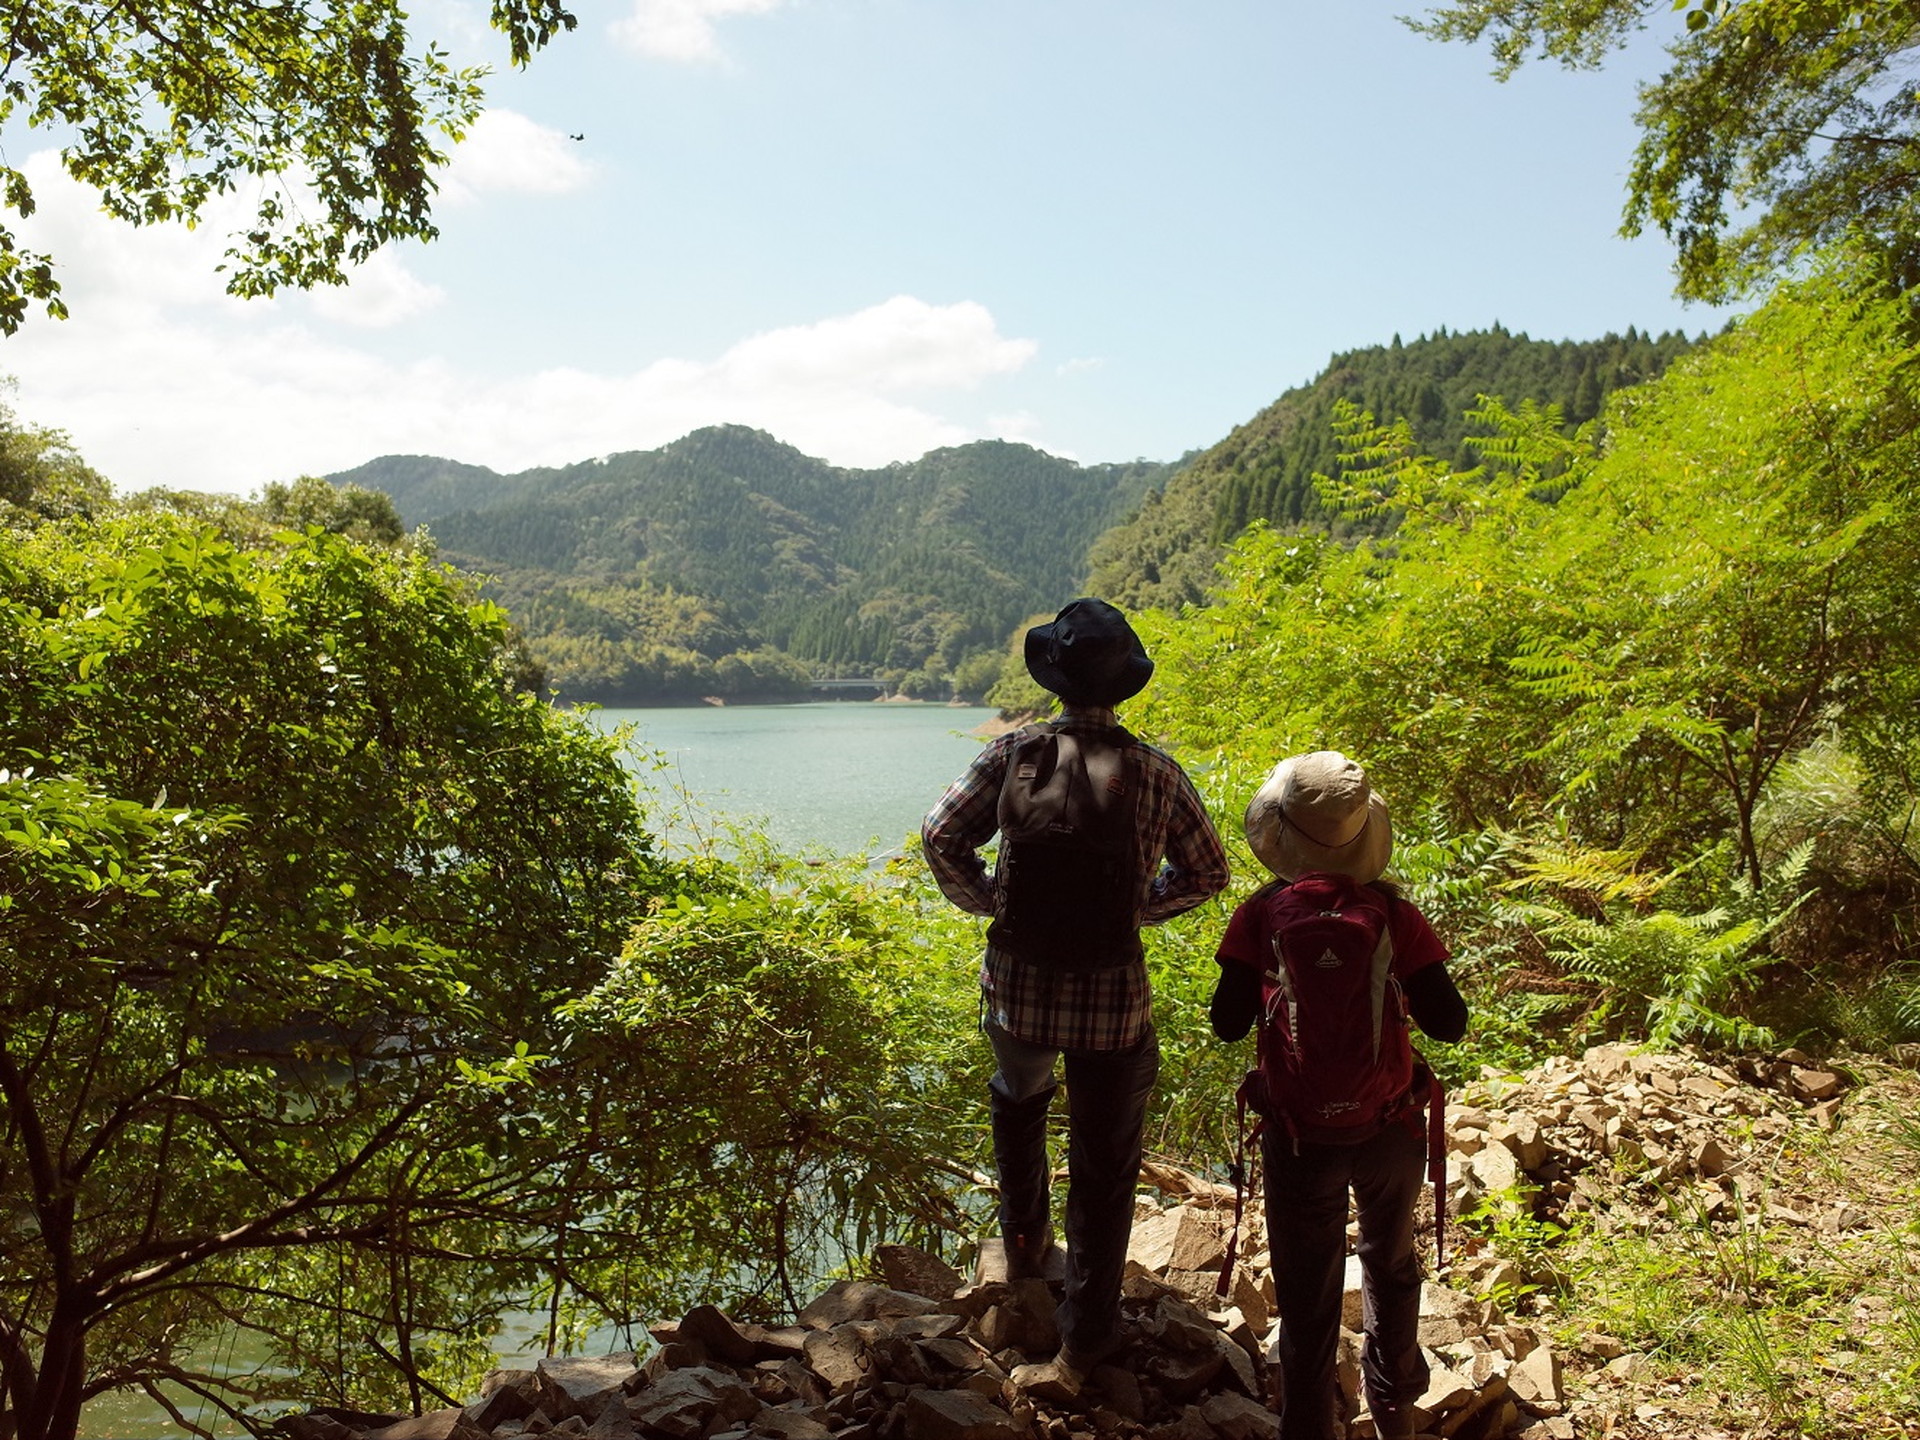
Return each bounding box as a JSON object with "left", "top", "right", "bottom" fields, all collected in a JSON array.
[{"left": 1244, "top": 750, "right": 1393, "bottom": 883}]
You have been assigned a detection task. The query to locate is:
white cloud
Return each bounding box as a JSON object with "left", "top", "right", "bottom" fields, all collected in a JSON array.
[
  {"left": 7, "top": 148, "right": 454, "bottom": 333},
  {"left": 308, "top": 251, "right": 447, "bottom": 329},
  {"left": 438, "top": 109, "right": 595, "bottom": 204},
  {"left": 6, "top": 153, "right": 266, "bottom": 322},
  {"left": 719, "top": 297, "right": 1036, "bottom": 394},
  {"left": 0, "top": 146, "right": 1046, "bottom": 495},
  {"left": 987, "top": 411, "right": 1049, "bottom": 449},
  {"left": 611, "top": 0, "right": 787, "bottom": 63},
  {"left": 3, "top": 186, "right": 1043, "bottom": 490}
]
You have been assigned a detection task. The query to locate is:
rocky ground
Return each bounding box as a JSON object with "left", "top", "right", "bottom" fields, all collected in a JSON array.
[{"left": 272, "top": 1046, "right": 1920, "bottom": 1440}]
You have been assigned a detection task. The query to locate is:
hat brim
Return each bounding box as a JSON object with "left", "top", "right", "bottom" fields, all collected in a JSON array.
[
  {"left": 1244, "top": 764, "right": 1393, "bottom": 883},
  {"left": 1024, "top": 644, "right": 1154, "bottom": 705},
  {"left": 1023, "top": 604, "right": 1154, "bottom": 706}
]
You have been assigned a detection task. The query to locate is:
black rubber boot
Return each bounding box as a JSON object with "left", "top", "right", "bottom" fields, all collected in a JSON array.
[
  {"left": 1367, "top": 1399, "right": 1418, "bottom": 1440},
  {"left": 990, "top": 1081, "right": 1057, "bottom": 1277}
]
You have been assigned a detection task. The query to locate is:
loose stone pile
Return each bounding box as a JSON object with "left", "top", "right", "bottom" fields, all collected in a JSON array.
[
  {"left": 273, "top": 1047, "right": 1847, "bottom": 1440},
  {"left": 1447, "top": 1042, "right": 1847, "bottom": 1240}
]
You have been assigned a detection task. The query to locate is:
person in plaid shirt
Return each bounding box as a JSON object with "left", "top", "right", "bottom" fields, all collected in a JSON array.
[{"left": 922, "top": 598, "right": 1228, "bottom": 1390}]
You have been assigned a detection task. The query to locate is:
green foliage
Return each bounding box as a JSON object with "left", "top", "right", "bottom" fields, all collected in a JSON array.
[
  {"left": 981, "top": 613, "right": 1054, "bottom": 717},
  {"left": 0, "top": 380, "right": 110, "bottom": 520},
  {"left": 1131, "top": 245, "right": 1920, "bottom": 1062},
  {"left": 0, "top": 2, "right": 577, "bottom": 331},
  {"left": 1562, "top": 1135, "right": 1920, "bottom": 1438},
  {"left": 0, "top": 512, "right": 674, "bottom": 1438},
  {"left": 336, "top": 428, "right": 1171, "bottom": 704},
  {"left": 1410, "top": 0, "right": 1920, "bottom": 300},
  {"left": 1456, "top": 1185, "right": 1585, "bottom": 1300},
  {"left": 1500, "top": 838, "right": 1806, "bottom": 1049},
  {"left": 258, "top": 475, "right": 406, "bottom": 546},
  {"left": 1088, "top": 326, "right": 1698, "bottom": 611},
  {"left": 0, "top": 514, "right": 980, "bottom": 1440},
  {"left": 557, "top": 856, "right": 989, "bottom": 1321}
]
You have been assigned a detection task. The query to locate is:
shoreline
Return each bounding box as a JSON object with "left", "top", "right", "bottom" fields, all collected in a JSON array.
[{"left": 557, "top": 694, "right": 999, "bottom": 713}]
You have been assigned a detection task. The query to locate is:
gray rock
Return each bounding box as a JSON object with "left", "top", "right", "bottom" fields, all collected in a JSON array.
[
  {"left": 753, "top": 1405, "right": 837, "bottom": 1440},
  {"left": 1149, "top": 1293, "right": 1221, "bottom": 1353},
  {"left": 1581, "top": 1044, "right": 1635, "bottom": 1082},
  {"left": 801, "top": 1282, "right": 941, "bottom": 1329},
  {"left": 1790, "top": 1067, "right": 1843, "bottom": 1102},
  {"left": 365, "top": 1409, "right": 489, "bottom": 1440},
  {"left": 1693, "top": 1136, "right": 1736, "bottom": 1178},
  {"left": 1141, "top": 1347, "right": 1223, "bottom": 1402},
  {"left": 1126, "top": 1209, "right": 1182, "bottom": 1273},
  {"left": 1411, "top": 1365, "right": 1475, "bottom": 1416},
  {"left": 902, "top": 1387, "right": 1023, "bottom": 1440},
  {"left": 754, "top": 1357, "right": 827, "bottom": 1408},
  {"left": 1215, "top": 1331, "right": 1258, "bottom": 1397},
  {"left": 1508, "top": 1342, "right": 1564, "bottom": 1408},
  {"left": 920, "top": 1338, "right": 988, "bottom": 1373},
  {"left": 466, "top": 1372, "right": 539, "bottom": 1431},
  {"left": 680, "top": 1306, "right": 762, "bottom": 1365},
  {"left": 1415, "top": 1283, "right": 1488, "bottom": 1347},
  {"left": 1224, "top": 1268, "right": 1270, "bottom": 1336},
  {"left": 1142, "top": 1404, "right": 1213, "bottom": 1440},
  {"left": 1159, "top": 1269, "right": 1226, "bottom": 1311},
  {"left": 1087, "top": 1364, "right": 1144, "bottom": 1424},
  {"left": 1490, "top": 1114, "right": 1550, "bottom": 1172},
  {"left": 1465, "top": 1142, "right": 1524, "bottom": 1195},
  {"left": 1340, "top": 1254, "right": 1364, "bottom": 1332},
  {"left": 1199, "top": 1391, "right": 1278, "bottom": 1440},
  {"left": 538, "top": 1355, "right": 640, "bottom": 1422},
  {"left": 876, "top": 1245, "right": 966, "bottom": 1302},
  {"left": 585, "top": 1402, "right": 641, "bottom": 1440},
  {"left": 644, "top": 1343, "right": 704, "bottom": 1379},
  {"left": 1165, "top": 1210, "right": 1231, "bottom": 1273},
  {"left": 880, "top": 1314, "right": 966, "bottom": 1342},
  {"left": 974, "top": 1238, "right": 1066, "bottom": 1286},
  {"left": 623, "top": 1366, "right": 756, "bottom": 1439},
  {"left": 804, "top": 1327, "right": 876, "bottom": 1396},
  {"left": 1336, "top": 1328, "right": 1362, "bottom": 1407}
]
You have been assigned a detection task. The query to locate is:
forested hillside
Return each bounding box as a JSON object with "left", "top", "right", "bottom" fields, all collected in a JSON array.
[
  {"left": 1087, "top": 326, "right": 1700, "bottom": 609},
  {"left": 333, "top": 329, "right": 1696, "bottom": 704},
  {"left": 333, "top": 427, "right": 1168, "bottom": 704}
]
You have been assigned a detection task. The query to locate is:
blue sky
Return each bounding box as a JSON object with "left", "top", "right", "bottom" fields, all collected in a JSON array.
[{"left": 1, "top": 0, "right": 1725, "bottom": 496}]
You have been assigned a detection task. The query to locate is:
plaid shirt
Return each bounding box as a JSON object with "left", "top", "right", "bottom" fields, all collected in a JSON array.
[{"left": 921, "top": 706, "right": 1230, "bottom": 1051}]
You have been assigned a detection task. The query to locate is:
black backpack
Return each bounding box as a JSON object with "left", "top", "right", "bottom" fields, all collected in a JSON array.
[{"left": 988, "top": 724, "right": 1141, "bottom": 970}]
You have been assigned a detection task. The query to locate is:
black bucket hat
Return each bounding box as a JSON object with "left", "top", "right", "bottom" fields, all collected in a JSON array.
[{"left": 1024, "top": 598, "right": 1154, "bottom": 706}]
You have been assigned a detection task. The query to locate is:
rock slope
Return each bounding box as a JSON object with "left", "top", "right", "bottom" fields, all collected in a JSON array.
[{"left": 272, "top": 1045, "right": 1864, "bottom": 1440}]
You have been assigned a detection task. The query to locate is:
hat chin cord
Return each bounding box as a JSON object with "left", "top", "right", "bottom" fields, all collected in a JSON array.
[{"left": 1277, "top": 801, "right": 1369, "bottom": 853}]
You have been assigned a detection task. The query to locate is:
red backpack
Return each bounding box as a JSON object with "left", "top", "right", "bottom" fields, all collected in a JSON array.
[
  {"left": 1244, "top": 872, "right": 1415, "bottom": 1143},
  {"left": 1217, "top": 872, "right": 1449, "bottom": 1291}
]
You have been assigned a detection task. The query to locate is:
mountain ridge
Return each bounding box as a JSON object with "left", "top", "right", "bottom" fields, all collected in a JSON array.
[
  {"left": 332, "top": 425, "right": 1169, "bottom": 703},
  {"left": 329, "top": 326, "right": 1706, "bottom": 704}
]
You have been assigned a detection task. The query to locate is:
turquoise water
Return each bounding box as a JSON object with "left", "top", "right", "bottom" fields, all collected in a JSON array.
[{"left": 590, "top": 701, "right": 1001, "bottom": 858}]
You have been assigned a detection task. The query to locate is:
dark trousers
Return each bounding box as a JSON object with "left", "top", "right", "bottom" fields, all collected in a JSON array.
[
  {"left": 987, "top": 1020, "right": 1158, "bottom": 1360},
  {"left": 1262, "top": 1120, "right": 1429, "bottom": 1440}
]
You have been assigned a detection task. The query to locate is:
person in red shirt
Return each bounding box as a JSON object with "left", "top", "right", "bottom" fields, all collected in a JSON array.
[{"left": 1211, "top": 752, "right": 1466, "bottom": 1440}]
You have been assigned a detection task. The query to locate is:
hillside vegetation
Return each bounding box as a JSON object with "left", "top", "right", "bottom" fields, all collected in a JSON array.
[
  {"left": 333, "top": 428, "right": 1169, "bottom": 704},
  {"left": 1087, "top": 326, "right": 1701, "bottom": 611},
  {"left": 1128, "top": 245, "right": 1920, "bottom": 1078},
  {"left": 331, "top": 330, "right": 1695, "bottom": 705}
]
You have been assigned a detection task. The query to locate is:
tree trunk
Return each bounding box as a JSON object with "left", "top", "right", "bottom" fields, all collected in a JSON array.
[{"left": 20, "top": 1303, "right": 87, "bottom": 1440}]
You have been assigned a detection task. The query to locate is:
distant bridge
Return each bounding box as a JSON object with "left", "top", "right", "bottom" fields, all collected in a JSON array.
[{"left": 810, "top": 676, "right": 889, "bottom": 697}]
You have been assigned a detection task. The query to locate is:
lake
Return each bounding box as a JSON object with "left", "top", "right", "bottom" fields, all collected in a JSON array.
[
  {"left": 79, "top": 701, "right": 1004, "bottom": 1438},
  {"left": 590, "top": 701, "right": 1003, "bottom": 858}
]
